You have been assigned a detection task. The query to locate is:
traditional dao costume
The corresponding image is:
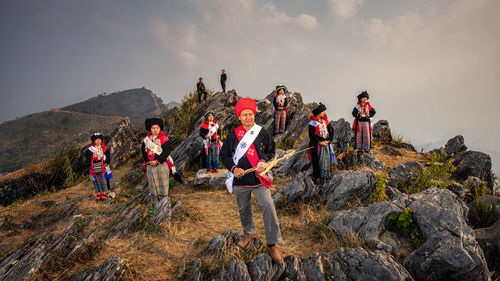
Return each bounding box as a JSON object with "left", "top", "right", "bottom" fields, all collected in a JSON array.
[
  {"left": 308, "top": 103, "right": 336, "bottom": 185},
  {"left": 199, "top": 111, "right": 221, "bottom": 173},
  {"left": 141, "top": 118, "right": 172, "bottom": 202},
  {"left": 272, "top": 85, "right": 288, "bottom": 134},
  {"left": 220, "top": 97, "right": 284, "bottom": 264},
  {"left": 85, "top": 133, "right": 112, "bottom": 200},
  {"left": 352, "top": 91, "right": 376, "bottom": 151}
]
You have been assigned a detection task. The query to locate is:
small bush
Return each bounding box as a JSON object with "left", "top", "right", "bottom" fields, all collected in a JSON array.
[
  {"left": 471, "top": 185, "right": 494, "bottom": 229},
  {"left": 370, "top": 172, "right": 389, "bottom": 203},
  {"left": 389, "top": 208, "right": 424, "bottom": 247}
]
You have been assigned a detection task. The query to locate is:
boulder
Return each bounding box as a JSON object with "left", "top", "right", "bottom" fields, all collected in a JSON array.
[
  {"left": 273, "top": 170, "right": 376, "bottom": 212},
  {"left": 373, "top": 120, "right": 392, "bottom": 143},
  {"left": 108, "top": 117, "right": 139, "bottom": 168},
  {"left": 339, "top": 150, "right": 384, "bottom": 171},
  {"left": 387, "top": 161, "right": 424, "bottom": 191},
  {"left": 325, "top": 188, "right": 490, "bottom": 281},
  {"left": 76, "top": 256, "right": 127, "bottom": 281},
  {"left": 452, "top": 150, "right": 494, "bottom": 190},
  {"left": 381, "top": 146, "right": 402, "bottom": 157},
  {"left": 330, "top": 118, "right": 354, "bottom": 155},
  {"left": 194, "top": 169, "right": 229, "bottom": 188},
  {"left": 275, "top": 137, "right": 311, "bottom": 177},
  {"left": 444, "top": 135, "right": 467, "bottom": 156}
]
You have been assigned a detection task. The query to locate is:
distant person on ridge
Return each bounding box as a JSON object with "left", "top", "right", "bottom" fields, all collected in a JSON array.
[
  {"left": 352, "top": 91, "right": 376, "bottom": 151},
  {"left": 200, "top": 111, "right": 221, "bottom": 174},
  {"left": 308, "top": 103, "right": 336, "bottom": 186},
  {"left": 220, "top": 97, "right": 284, "bottom": 264},
  {"left": 141, "top": 118, "right": 172, "bottom": 202},
  {"left": 220, "top": 69, "right": 227, "bottom": 93},
  {"left": 272, "top": 85, "right": 288, "bottom": 134},
  {"left": 197, "top": 77, "right": 207, "bottom": 103},
  {"left": 84, "top": 132, "right": 112, "bottom": 201}
]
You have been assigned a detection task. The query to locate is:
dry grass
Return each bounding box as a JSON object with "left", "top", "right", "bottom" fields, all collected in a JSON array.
[{"left": 371, "top": 145, "right": 428, "bottom": 170}]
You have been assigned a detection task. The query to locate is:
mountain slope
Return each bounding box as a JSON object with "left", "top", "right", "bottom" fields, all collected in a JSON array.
[{"left": 0, "top": 111, "right": 123, "bottom": 173}]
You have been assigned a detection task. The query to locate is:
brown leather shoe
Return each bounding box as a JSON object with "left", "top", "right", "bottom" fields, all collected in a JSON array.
[
  {"left": 266, "top": 245, "right": 284, "bottom": 264},
  {"left": 237, "top": 234, "right": 255, "bottom": 248}
]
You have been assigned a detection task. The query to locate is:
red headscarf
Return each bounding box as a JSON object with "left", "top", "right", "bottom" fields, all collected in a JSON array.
[{"left": 234, "top": 98, "right": 256, "bottom": 117}]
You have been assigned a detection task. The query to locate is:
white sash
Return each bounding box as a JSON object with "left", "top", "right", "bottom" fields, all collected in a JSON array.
[
  {"left": 144, "top": 136, "right": 162, "bottom": 155},
  {"left": 203, "top": 123, "right": 220, "bottom": 150},
  {"left": 309, "top": 120, "right": 319, "bottom": 127},
  {"left": 225, "top": 124, "right": 262, "bottom": 193}
]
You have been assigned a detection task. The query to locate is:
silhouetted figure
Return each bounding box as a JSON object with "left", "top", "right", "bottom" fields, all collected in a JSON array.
[
  {"left": 197, "top": 77, "right": 207, "bottom": 103},
  {"left": 220, "top": 69, "right": 227, "bottom": 93}
]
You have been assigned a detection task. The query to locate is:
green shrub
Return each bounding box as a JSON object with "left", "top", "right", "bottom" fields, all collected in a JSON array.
[
  {"left": 370, "top": 172, "right": 389, "bottom": 203},
  {"left": 389, "top": 208, "right": 424, "bottom": 247},
  {"left": 470, "top": 185, "right": 494, "bottom": 229}
]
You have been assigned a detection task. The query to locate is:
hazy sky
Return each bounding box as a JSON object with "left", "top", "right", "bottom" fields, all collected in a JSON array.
[{"left": 1, "top": 0, "right": 499, "bottom": 153}]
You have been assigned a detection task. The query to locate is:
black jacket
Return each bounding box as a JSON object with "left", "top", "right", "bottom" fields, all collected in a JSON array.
[
  {"left": 220, "top": 73, "right": 227, "bottom": 82},
  {"left": 273, "top": 96, "right": 288, "bottom": 110},
  {"left": 200, "top": 126, "right": 221, "bottom": 141},
  {"left": 197, "top": 82, "right": 206, "bottom": 94},
  {"left": 220, "top": 126, "right": 275, "bottom": 187},
  {"left": 352, "top": 106, "right": 376, "bottom": 122},
  {"left": 141, "top": 139, "right": 171, "bottom": 164},
  {"left": 308, "top": 123, "right": 334, "bottom": 146},
  {"left": 83, "top": 145, "right": 111, "bottom": 167}
]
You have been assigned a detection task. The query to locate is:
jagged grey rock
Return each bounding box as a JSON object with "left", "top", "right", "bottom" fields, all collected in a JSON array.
[
  {"left": 330, "top": 118, "right": 354, "bottom": 155},
  {"left": 273, "top": 170, "right": 375, "bottom": 212},
  {"left": 373, "top": 120, "right": 392, "bottom": 143},
  {"left": 381, "top": 146, "right": 402, "bottom": 157},
  {"left": 275, "top": 137, "right": 311, "bottom": 177},
  {"left": 108, "top": 117, "right": 139, "bottom": 168},
  {"left": 226, "top": 260, "right": 251, "bottom": 281},
  {"left": 194, "top": 169, "right": 229, "bottom": 188},
  {"left": 325, "top": 188, "right": 490, "bottom": 281},
  {"left": 151, "top": 196, "right": 173, "bottom": 225},
  {"left": 444, "top": 135, "right": 467, "bottom": 156},
  {"left": 76, "top": 256, "right": 127, "bottom": 281},
  {"left": 185, "top": 258, "right": 202, "bottom": 281},
  {"left": 387, "top": 161, "right": 424, "bottom": 191},
  {"left": 339, "top": 150, "right": 384, "bottom": 171},
  {"left": 452, "top": 150, "right": 494, "bottom": 190}
]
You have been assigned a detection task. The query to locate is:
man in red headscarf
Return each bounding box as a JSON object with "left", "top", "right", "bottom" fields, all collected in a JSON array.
[{"left": 220, "top": 97, "right": 284, "bottom": 264}]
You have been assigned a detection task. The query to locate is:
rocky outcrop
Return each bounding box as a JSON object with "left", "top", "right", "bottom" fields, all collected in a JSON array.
[
  {"left": 108, "top": 117, "right": 139, "bottom": 168},
  {"left": 387, "top": 161, "right": 424, "bottom": 191},
  {"left": 373, "top": 120, "right": 392, "bottom": 143},
  {"left": 452, "top": 150, "right": 494, "bottom": 190},
  {"left": 444, "top": 135, "right": 467, "bottom": 156},
  {"left": 339, "top": 150, "right": 384, "bottom": 171},
  {"left": 275, "top": 137, "right": 311, "bottom": 177},
  {"left": 273, "top": 169, "right": 375, "bottom": 211},
  {"left": 381, "top": 146, "right": 402, "bottom": 157},
  {"left": 194, "top": 169, "right": 229, "bottom": 188},
  {"left": 325, "top": 188, "right": 490, "bottom": 281},
  {"left": 473, "top": 196, "right": 500, "bottom": 273},
  {"left": 76, "top": 256, "right": 127, "bottom": 281},
  {"left": 184, "top": 230, "right": 412, "bottom": 281},
  {"left": 330, "top": 118, "right": 354, "bottom": 155},
  {"left": 170, "top": 90, "right": 312, "bottom": 173}
]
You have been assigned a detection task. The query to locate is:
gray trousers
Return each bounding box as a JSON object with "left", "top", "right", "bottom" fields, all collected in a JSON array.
[{"left": 234, "top": 185, "right": 283, "bottom": 245}]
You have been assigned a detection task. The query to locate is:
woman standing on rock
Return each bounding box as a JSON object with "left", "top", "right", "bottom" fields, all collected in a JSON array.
[
  {"left": 308, "top": 103, "right": 335, "bottom": 186},
  {"left": 141, "top": 118, "right": 171, "bottom": 202},
  {"left": 200, "top": 111, "right": 221, "bottom": 173},
  {"left": 84, "top": 132, "right": 111, "bottom": 200},
  {"left": 352, "top": 91, "right": 376, "bottom": 151},
  {"left": 273, "top": 85, "right": 288, "bottom": 134}
]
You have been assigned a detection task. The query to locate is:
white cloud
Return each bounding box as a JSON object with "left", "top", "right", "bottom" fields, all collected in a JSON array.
[
  {"left": 261, "top": 3, "right": 319, "bottom": 30},
  {"left": 178, "top": 51, "right": 198, "bottom": 67},
  {"left": 329, "top": 0, "right": 363, "bottom": 20}
]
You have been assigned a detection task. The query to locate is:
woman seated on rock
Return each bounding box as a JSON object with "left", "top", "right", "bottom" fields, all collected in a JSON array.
[
  {"left": 308, "top": 103, "right": 335, "bottom": 186},
  {"left": 141, "top": 118, "right": 171, "bottom": 202},
  {"left": 352, "top": 91, "right": 376, "bottom": 151},
  {"left": 83, "top": 133, "right": 112, "bottom": 200},
  {"left": 273, "top": 85, "right": 288, "bottom": 134},
  {"left": 199, "top": 111, "right": 221, "bottom": 174}
]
